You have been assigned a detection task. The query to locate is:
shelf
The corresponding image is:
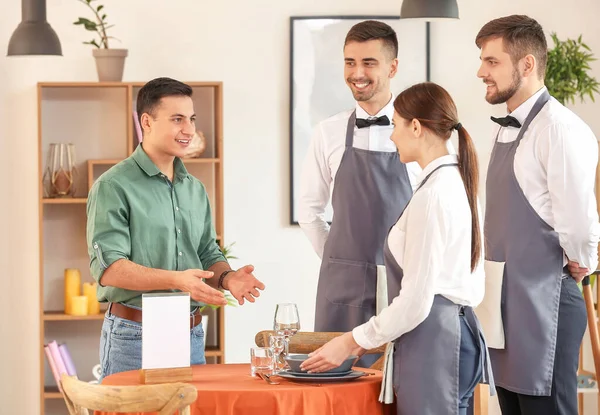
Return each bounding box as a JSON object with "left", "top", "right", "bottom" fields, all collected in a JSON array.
[
  {"left": 43, "top": 386, "right": 62, "bottom": 399},
  {"left": 88, "top": 159, "right": 123, "bottom": 165},
  {"left": 39, "top": 82, "right": 129, "bottom": 88},
  {"left": 182, "top": 158, "right": 220, "bottom": 164},
  {"left": 43, "top": 311, "right": 105, "bottom": 321},
  {"left": 42, "top": 198, "right": 87, "bottom": 204},
  {"left": 39, "top": 82, "right": 222, "bottom": 88},
  {"left": 130, "top": 81, "right": 222, "bottom": 88},
  {"left": 88, "top": 158, "right": 216, "bottom": 165},
  {"left": 39, "top": 81, "right": 225, "bottom": 415},
  {"left": 204, "top": 347, "right": 224, "bottom": 357}
]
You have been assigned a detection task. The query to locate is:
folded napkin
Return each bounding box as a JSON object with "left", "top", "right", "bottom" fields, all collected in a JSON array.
[
  {"left": 475, "top": 260, "right": 506, "bottom": 349},
  {"left": 376, "top": 265, "right": 394, "bottom": 404},
  {"left": 378, "top": 342, "right": 394, "bottom": 404},
  {"left": 376, "top": 265, "right": 388, "bottom": 315}
]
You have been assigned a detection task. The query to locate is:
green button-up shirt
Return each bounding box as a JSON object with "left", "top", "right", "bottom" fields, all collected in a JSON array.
[{"left": 86, "top": 144, "right": 226, "bottom": 308}]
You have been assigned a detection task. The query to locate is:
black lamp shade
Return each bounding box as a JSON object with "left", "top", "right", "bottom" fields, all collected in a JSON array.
[
  {"left": 400, "top": 0, "right": 459, "bottom": 19},
  {"left": 7, "top": 0, "right": 62, "bottom": 56}
]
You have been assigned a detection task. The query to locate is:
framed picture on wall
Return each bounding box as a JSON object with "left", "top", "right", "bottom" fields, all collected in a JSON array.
[{"left": 289, "top": 16, "right": 430, "bottom": 224}]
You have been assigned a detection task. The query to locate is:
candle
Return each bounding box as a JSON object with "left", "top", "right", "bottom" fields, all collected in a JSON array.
[
  {"left": 64, "top": 269, "right": 81, "bottom": 315},
  {"left": 70, "top": 296, "right": 88, "bottom": 316},
  {"left": 83, "top": 282, "right": 100, "bottom": 315}
]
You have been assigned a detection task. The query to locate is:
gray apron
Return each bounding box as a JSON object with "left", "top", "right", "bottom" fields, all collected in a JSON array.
[
  {"left": 314, "top": 110, "right": 412, "bottom": 345},
  {"left": 386, "top": 163, "right": 494, "bottom": 414},
  {"left": 485, "top": 91, "right": 564, "bottom": 396}
]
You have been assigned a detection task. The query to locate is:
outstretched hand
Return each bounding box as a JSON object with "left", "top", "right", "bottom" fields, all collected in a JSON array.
[{"left": 223, "top": 265, "right": 266, "bottom": 305}]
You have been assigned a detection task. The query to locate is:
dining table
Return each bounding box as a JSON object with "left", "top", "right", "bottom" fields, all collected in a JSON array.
[{"left": 97, "top": 363, "right": 395, "bottom": 415}]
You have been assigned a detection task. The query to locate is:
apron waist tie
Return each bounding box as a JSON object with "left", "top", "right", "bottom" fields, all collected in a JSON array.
[{"left": 463, "top": 306, "right": 496, "bottom": 396}]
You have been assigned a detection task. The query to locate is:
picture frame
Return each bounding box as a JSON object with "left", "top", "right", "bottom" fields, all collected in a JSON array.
[{"left": 289, "top": 16, "right": 430, "bottom": 224}]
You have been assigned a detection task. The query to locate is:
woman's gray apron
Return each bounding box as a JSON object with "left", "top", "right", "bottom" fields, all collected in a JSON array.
[{"left": 385, "top": 163, "right": 494, "bottom": 414}]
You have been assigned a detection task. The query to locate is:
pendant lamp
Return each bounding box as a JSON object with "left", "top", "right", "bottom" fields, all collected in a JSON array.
[{"left": 7, "top": 0, "right": 62, "bottom": 56}]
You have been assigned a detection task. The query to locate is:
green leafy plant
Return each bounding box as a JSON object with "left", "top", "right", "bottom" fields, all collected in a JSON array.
[
  {"left": 220, "top": 242, "right": 238, "bottom": 260},
  {"left": 73, "top": 0, "right": 119, "bottom": 48},
  {"left": 199, "top": 242, "right": 240, "bottom": 312},
  {"left": 546, "top": 33, "right": 600, "bottom": 105}
]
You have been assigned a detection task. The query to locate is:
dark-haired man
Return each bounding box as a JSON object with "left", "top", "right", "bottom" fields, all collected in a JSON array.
[
  {"left": 298, "top": 20, "right": 420, "bottom": 366},
  {"left": 476, "top": 15, "right": 599, "bottom": 414},
  {"left": 87, "top": 77, "right": 265, "bottom": 378}
]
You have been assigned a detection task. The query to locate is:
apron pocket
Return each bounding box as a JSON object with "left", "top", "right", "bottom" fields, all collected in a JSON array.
[
  {"left": 474, "top": 260, "right": 505, "bottom": 349},
  {"left": 325, "top": 258, "right": 377, "bottom": 308}
]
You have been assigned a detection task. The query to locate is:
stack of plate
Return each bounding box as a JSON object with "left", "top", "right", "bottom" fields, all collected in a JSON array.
[{"left": 277, "top": 354, "right": 367, "bottom": 383}]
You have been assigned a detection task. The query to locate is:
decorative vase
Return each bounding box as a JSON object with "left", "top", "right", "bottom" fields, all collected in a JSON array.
[
  {"left": 43, "top": 143, "right": 78, "bottom": 198},
  {"left": 183, "top": 131, "right": 207, "bottom": 158},
  {"left": 92, "top": 48, "right": 128, "bottom": 82}
]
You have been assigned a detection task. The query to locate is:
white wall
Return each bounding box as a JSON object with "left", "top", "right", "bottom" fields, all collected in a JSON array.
[{"left": 1, "top": 0, "right": 599, "bottom": 414}]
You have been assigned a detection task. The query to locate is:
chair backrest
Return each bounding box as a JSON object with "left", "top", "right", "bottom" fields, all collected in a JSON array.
[
  {"left": 60, "top": 374, "right": 197, "bottom": 415},
  {"left": 255, "top": 330, "right": 386, "bottom": 370}
]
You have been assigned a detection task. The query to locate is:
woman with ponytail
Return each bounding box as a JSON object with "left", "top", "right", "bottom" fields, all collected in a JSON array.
[{"left": 302, "top": 82, "right": 494, "bottom": 415}]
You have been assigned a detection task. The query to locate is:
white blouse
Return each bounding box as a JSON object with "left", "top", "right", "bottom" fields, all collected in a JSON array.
[{"left": 352, "top": 154, "right": 485, "bottom": 350}]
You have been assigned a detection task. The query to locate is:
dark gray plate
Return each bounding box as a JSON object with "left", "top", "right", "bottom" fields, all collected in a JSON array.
[
  {"left": 276, "top": 370, "right": 367, "bottom": 383},
  {"left": 282, "top": 369, "right": 352, "bottom": 378}
]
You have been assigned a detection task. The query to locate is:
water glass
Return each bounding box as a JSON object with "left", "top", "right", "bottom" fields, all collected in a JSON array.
[
  {"left": 250, "top": 346, "right": 274, "bottom": 377},
  {"left": 269, "top": 334, "right": 286, "bottom": 373},
  {"left": 273, "top": 303, "right": 301, "bottom": 361}
]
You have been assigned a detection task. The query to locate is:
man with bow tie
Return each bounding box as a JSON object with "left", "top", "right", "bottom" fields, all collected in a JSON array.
[
  {"left": 297, "top": 20, "right": 420, "bottom": 367},
  {"left": 476, "top": 15, "right": 599, "bottom": 414}
]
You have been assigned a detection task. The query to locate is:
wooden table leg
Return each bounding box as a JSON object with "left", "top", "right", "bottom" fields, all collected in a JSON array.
[
  {"left": 578, "top": 343, "right": 584, "bottom": 414},
  {"left": 473, "top": 384, "right": 488, "bottom": 415},
  {"left": 583, "top": 277, "right": 600, "bottom": 415}
]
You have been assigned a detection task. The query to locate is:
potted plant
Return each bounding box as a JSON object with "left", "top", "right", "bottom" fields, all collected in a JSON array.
[
  {"left": 546, "top": 34, "right": 599, "bottom": 288},
  {"left": 545, "top": 32, "right": 599, "bottom": 105},
  {"left": 74, "top": 0, "right": 127, "bottom": 82}
]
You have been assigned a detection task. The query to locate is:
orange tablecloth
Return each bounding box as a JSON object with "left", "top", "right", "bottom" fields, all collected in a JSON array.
[{"left": 99, "top": 363, "right": 394, "bottom": 415}]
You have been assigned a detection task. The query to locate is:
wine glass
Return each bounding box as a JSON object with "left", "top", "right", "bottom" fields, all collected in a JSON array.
[{"left": 273, "top": 303, "right": 301, "bottom": 364}]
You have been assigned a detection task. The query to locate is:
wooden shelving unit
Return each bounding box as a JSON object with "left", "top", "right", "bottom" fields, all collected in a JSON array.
[
  {"left": 43, "top": 312, "right": 106, "bottom": 321},
  {"left": 43, "top": 387, "right": 62, "bottom": 400},
  {"left": 42, "top": 198, "right": 88, "bottom": 205},
  {"left": 182, "top": 158, "right": 221, "bottom": 164},
  {"left": 38, "top": 81, "right": 225, "bottom": 415}
]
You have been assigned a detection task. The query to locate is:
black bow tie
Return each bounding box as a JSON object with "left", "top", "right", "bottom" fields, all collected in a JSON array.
[
  {"left": 490, "top": 115, "right": 522, "bottom": 128},
  {"left": 355, "top": 115, "right": 390, "bottom": 129}
]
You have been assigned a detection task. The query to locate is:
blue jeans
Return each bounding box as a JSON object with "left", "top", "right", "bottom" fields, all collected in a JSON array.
[
  {"left": 99, "top": 310, "right": 206, "bottom": 381},
  {"left": 459, "top": 314, "right": 483, "bottom": 415}
]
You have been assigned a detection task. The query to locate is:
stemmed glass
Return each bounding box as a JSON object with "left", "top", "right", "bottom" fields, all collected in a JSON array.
[
  {"left": 273, "top": 303, "right": 301, "bottom": 365},
  {"left": 269, "top": 334, "right": 286, "bottom": 373}
]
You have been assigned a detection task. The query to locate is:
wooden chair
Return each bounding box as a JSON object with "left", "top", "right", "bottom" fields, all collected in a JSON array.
[
  {"left": 60, "top": 374, "right": 197, "bottom": 415},
  {"left": 255, "top": 330, "right": 386, "bottom": 369},
  {"left": 576, "top": 274, "right": 600, "bottom": 414},
  {"left": 256, "top": 331, "right": 489, "bottom": 414}
]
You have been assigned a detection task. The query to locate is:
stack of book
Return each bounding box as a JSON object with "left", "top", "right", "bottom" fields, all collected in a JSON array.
[{"left": 44, "top": 341, "right": 77, "bottom": 392}]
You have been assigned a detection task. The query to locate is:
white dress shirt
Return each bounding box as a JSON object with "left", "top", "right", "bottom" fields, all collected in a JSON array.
[
  {"left": 352, "top": 154, "right": 486, "bottom": 349},
  {"left": 298, "top": 95, "right": 422, "bottom": 258},
  {"left": 495, "top": 86, "right": 600, "bottom": 271}
]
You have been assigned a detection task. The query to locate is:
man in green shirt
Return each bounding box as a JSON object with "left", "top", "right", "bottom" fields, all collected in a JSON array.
[{"left": 87, "top": 77, "right": 265, "bottom": 378}]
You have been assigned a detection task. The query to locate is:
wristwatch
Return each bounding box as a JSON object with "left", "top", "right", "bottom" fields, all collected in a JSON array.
[{"left": 218, "top": 270, "right": 234, "bottom": 289}]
